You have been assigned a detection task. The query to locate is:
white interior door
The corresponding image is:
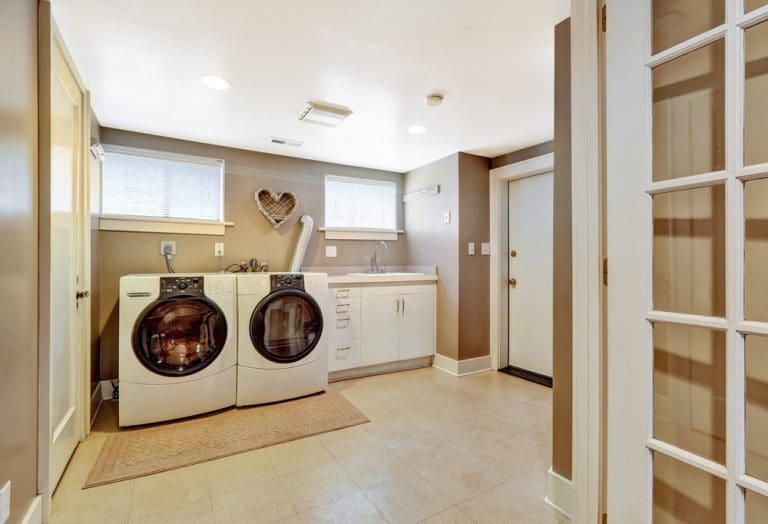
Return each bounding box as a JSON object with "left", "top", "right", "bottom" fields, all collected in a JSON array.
[
  {"left": 49, "top": 40, "right": 85, "bottom": 492},
  {"left": 507, "top": 172, "right": 554, "bottom": 377},
  {"left": 607, "top": 0, "right": 768, "bottom": 522}
]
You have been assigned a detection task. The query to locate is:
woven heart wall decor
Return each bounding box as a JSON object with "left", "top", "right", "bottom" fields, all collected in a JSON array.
[{"left": 255, "top": 188, "right": 299, "bottom": 229}]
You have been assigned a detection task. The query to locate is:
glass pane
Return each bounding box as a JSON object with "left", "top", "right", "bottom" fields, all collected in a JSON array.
[
  {"left": 653, "top": 0, "right": 725, "bottom": 54},
  {"left": 133, "top": 298, "right": 227, "bottom": 376},
  {"left": 745, "top": 21, "right": 768, "bottom": 166},
  {"left": 653, "top": 40, "right": 726, "bottom": 182},
  {"left": 654, "top": 324, "right": 726, "bottom": 463},
  {"left": 746, "top": 336, "right": 768, "bottom": 481},
  {"left": 745, "top": 179, "right": 768, "bottom": 320},
  {"left": 653, "top": 452, "right": 726, "bottom": 523},
  {"left": 746, "top": 0, "right": 768, "bottom": 13},
  {"left": 746, "top": 490, "right": 768, "bottom": 523},
  {"left": 251, "top": 293, "right": 322, "bottom": 363},
  {"left": 653, "top": 185, "right": 726, "bottom": 316}
]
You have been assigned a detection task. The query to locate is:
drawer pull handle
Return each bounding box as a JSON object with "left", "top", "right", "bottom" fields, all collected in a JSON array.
[
  {"left": 336, "top": 289, "right": 351, "bottom": 298},
  {"left": 335, "top": 346, "right": 351, "bottom": 358},
  {"left": 337, "top": 317, "right": 351, "bottom": 323}
]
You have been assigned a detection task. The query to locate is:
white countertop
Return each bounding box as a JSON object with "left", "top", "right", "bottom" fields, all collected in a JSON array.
[{"left": 328, "top": 273, "right": 438, "bottom": 285}]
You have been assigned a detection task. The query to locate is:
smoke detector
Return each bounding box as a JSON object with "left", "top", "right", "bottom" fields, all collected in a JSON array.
[
  {"left": 269, "top": 137, "right": 303, "bottom": 147},
  {"left": 298, "top": 101, "right": 353, "bottom": 127},
  {"left": 425, "top": 93, "right": 444, "bottom": 106}
]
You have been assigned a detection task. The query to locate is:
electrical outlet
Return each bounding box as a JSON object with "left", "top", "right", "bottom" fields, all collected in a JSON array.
[
  {"left": 0, "top": 481, "right": 10, "bottom": 524},
  {"left": 325, "top": 246, "right": 337, "bottom": 258},
  {"left": 468, "top": 242, "right": 476, "bottom": 255},
  {"left": 214, "top": 242, "right": 224, "bottom": 257},
  {"left": 443, "top": 210, "right": 451, "bottom": 224},
  {"left": 481, "top": 242, "right": 491, "bottom": 256},
  {"left": 160, "top": 241, "right": 176, "bottom": 255}
]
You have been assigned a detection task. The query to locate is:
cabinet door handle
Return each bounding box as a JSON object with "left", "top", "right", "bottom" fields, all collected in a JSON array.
[
  {"left": 395, "top": 298, "right": 400, "bottom": 313},
  {"left": 401, "top": 298, "right": 406, "bottom": 314}
]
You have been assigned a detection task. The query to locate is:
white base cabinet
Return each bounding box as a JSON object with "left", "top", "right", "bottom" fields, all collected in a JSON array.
[{"left": 328, "top": 282, "right": 436, "bottom": 372}]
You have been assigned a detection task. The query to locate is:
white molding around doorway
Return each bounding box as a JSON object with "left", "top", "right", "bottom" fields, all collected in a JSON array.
[{"left": 489, "top": 153, "right": 554, "bottom": 372}]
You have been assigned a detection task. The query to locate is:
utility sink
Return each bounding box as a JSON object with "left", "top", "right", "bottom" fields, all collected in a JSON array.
[{"left": 345, "top": 272, "right": 425, "bottom": 277}]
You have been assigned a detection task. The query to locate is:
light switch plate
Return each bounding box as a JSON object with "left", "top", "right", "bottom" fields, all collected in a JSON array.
[
  {"left": 443, "top": 210, "right": 451, "bottom": 224},
  {"left": 214, "top": 242, "right": 224, "bottom": 257},
  {"left": 481, "top": 243, "right": 491, "bottom": 256},
  {"left": 325, "top": 246, "right": 337, "bottom": 258},
  {"left": 468, "top": 242, "right": 476, "bottom": 255},
  {"left": 0, "top": 481, "right": 10, "bottom": 524}
]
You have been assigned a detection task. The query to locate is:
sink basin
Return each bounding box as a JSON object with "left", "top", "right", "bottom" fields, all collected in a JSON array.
[{"left": 345, "top": 272, "right": 425, "bottom": 277}]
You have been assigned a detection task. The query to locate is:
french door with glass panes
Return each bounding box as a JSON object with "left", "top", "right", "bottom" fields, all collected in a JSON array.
[{"left": 606, "top": 0, "right": 768, "bottom": 522}]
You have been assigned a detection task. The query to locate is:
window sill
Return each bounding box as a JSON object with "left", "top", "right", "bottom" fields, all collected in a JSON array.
[
  {"left": 99, "top": 215, "right": 234, "bottom": 235},
  {"left": 319, "top": 227, "right": 404, "bottom": 241}
]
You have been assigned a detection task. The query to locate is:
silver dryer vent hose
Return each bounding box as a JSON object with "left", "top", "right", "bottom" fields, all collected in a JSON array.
[{"left": 288, "top": 215, "right": 313, "bottom": 272}]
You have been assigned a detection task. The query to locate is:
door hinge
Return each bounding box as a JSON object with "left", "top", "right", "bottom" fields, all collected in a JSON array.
[
  {"left": 602, "top": 258, "right": 608, "bottom": 287},
  {"left": 601, "top": 4, "right": 607, "bottom": 32}
]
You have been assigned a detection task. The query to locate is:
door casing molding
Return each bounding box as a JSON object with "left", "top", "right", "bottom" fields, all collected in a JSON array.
[{"left": 489, "top": 153, "right": 554, "bottom": 372}]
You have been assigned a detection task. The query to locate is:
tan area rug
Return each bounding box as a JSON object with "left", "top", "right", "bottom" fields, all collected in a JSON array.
[{"left": 84, "top": 392, "right": 368, "bottom": 488}]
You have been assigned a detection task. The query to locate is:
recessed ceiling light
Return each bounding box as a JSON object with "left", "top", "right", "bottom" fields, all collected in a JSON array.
[
  {"left": 199, "top": 75, "right": 231, "bottom": 91},
  {"left": 407, "top": 125, "right": 426, "bottom": 135}
]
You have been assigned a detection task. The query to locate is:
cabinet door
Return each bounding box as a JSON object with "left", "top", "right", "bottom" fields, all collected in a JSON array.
[
  {"left": 360, "top": 293, "right": 400, "bottom": 365},
  {"left": 398, "top": 292, "right": 435, "bottom": 360}
]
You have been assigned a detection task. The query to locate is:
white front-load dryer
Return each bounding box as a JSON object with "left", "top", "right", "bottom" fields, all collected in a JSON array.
[
  {"left": 119, "top": 273, "right": 237, "bottom": 426},
  {"left": 236, "top": 273, "right": 329, "bottom": 406}
]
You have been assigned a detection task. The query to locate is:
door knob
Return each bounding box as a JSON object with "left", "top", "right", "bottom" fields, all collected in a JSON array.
[
  {"left": 508, "top": 278, "right": 517, "bottom": 287},
  {"left": 510, "top": 250, "right": 517, "bottom": 257}
]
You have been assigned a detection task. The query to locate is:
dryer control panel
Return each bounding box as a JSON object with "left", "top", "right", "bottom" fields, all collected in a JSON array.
[
  {"left": 270, "top": 274, "right": 305, "bottom": 291},
  {"left": 160, "top": 276, "right": 204, "bottom": 297}
]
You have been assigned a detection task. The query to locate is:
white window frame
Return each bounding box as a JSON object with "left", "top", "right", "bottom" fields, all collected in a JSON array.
[
  {"left": 321, "top": 174, "right": 403, "bottom": 241},
  {"left": 98, "top": 145, "right": 231, "bottom": 235}
]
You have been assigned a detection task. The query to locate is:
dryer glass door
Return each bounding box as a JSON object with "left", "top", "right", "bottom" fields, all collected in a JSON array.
[
  {"left": 133, "top": 297, "right": 228, "bottom": 376},
  {"left": 250, "top": 290, "right": 324, "bottom": 363}
]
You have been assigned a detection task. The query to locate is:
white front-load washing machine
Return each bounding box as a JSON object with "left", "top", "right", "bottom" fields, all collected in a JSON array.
[
  {"left": 119, "top": 273, "right": 237, "bottom": 426},
  {"left": 236, "top": 273, "right": 329, "bottom": 406}
]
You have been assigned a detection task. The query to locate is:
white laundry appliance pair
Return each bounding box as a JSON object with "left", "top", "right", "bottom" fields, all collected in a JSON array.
[{"left": 118, "top": 272, "right": 328, "bottom": 427}]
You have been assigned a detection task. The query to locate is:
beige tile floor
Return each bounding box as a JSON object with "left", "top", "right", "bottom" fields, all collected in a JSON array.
[{"left": 51, "top": 367, "right": 569, "bottom": 524}]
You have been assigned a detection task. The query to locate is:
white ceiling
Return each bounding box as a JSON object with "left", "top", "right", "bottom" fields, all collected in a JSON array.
[{"left": 53, "top": 0, "right": 570, "bottom": 173}]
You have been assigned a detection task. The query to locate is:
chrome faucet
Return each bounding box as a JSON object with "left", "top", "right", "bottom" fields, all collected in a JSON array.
[{"left": 370, "top": 241, "right": 389, "bottom": 274}]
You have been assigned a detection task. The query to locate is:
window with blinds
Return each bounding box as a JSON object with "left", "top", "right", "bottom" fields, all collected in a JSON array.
[
  {"left": 101, "top": 145, "right": 225, "bottom": 222},
  {"left": 324, "top": 175, "right": 397, "bottom": 231}
]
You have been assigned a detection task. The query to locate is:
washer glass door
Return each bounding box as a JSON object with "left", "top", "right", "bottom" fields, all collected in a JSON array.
[
  {"left": 133, "top": 297, "right": 228, "bottom": 376},
  {"left": 250, "top": 290, "right": 324, "bottom": 363}
]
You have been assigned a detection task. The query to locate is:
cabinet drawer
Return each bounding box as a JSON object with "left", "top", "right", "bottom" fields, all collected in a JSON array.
[
  {"left": 330, "top": 286, "right": 360, "bottom": 300},
  {"left": 329, "top": 306, "right": 361, "bottom": 342},
  {"left": 328, "top": 341, "right": 360, "bottom": 372}
]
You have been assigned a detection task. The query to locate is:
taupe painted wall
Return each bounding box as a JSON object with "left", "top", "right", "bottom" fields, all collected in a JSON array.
[
  {"left": 404, "top": 154, "right": 461, "bottom": 360},
  {"left": 458, "top": 153, "right": 491, "bottom": 360},
  {"left": 96, "top": 129, "right": 405, "bottom": 379},
  {"left": 0, "top": 0, "right": 40, "bottom": 520},
  {"left": 491, "top": 141, "right": 554, "bottom": 170},
  {"left": 552, "top": 18, "right": 573, "bottom": 480},
  {"left": 404, "top": 152, "right": 491, "bottom": 362}
]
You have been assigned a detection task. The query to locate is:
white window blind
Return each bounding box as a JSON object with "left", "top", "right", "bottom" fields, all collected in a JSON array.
[
  {"left": 101, "top": 145, "right": 225, "bottom": 222},
  {"left": 324, "top": 175, "right": 398, "bottom": 230}
]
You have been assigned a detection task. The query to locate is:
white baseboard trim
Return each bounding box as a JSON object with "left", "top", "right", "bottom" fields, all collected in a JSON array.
[
  {"left": 433, "top": 354, "right": 493, "bottom": 377},
  {"left": 20, "top": 495, "right": 42, "bottom": 524},
  {"left": 544, "top": 466, "right": 574, "bottom": 519},
  {"left": 100, "top": 380, "right": 116, "bottom": 400}
]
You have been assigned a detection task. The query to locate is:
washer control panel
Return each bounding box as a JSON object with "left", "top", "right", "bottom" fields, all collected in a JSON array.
[
  {"left": 271, "top": 274, "right": 305, "bottom": 291},
  {"left": 160, "top": 276, "right": 204, "bottom": 297}
]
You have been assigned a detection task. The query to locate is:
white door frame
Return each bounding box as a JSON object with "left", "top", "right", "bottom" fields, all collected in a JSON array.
[
  {"left": 571, "top": 0, "right": 604, "bottom": 523},
  {"left": 37, "top": 11, "right": 93, "bottom": 515},
  {"left": 489, "top": 152, "right": 554, "bottom": 372}
]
